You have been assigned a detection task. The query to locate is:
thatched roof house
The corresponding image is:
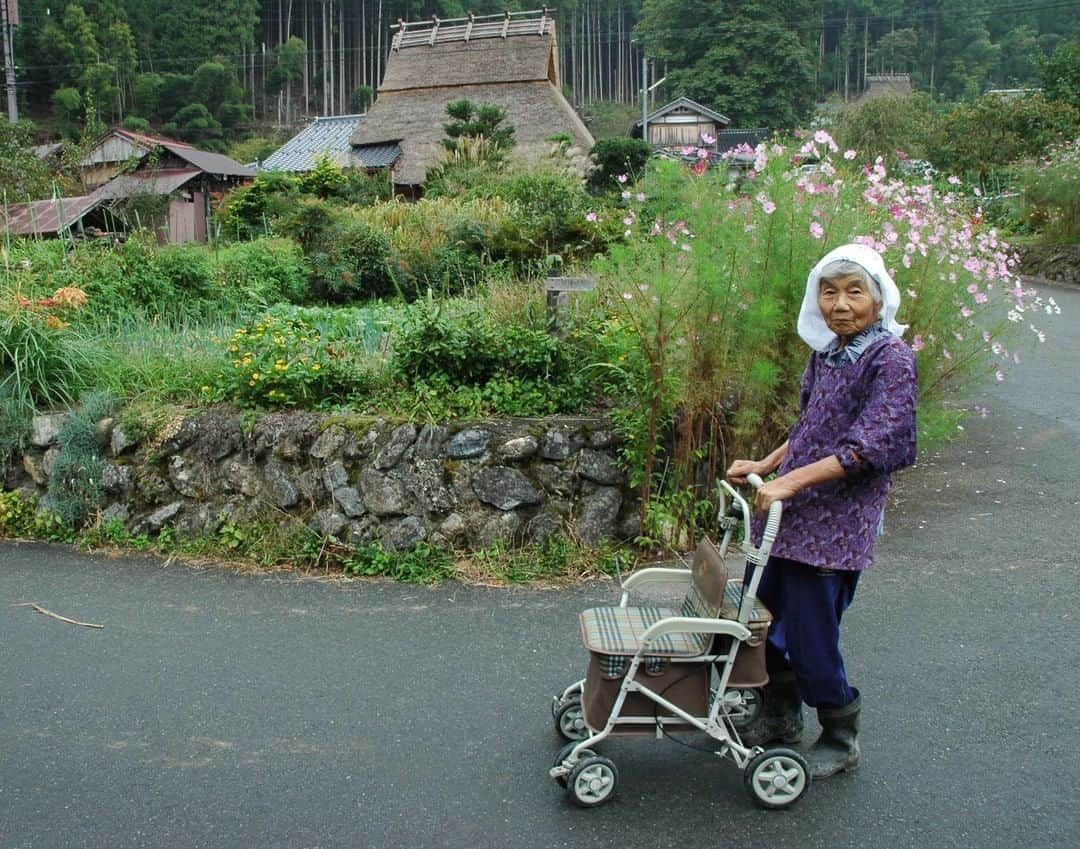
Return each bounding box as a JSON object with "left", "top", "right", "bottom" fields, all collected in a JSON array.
[
  {"left": 855, "top": 74, "right": 913, "bottom": 101},
  {"left": 349, "top": 10, "right": 593, "bottom": 190}
]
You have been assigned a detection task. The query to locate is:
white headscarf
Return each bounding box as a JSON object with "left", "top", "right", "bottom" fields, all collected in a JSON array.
[{"left": 797, "top": 243, "right": 908, "bottom": 351}]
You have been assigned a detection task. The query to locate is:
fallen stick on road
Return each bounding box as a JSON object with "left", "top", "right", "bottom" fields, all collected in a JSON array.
[{"left": 30, "top": 604, "right": 104, "bottom": 630}]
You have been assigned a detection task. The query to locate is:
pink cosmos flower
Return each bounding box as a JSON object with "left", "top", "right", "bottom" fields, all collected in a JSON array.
[
  {"left": 617, "top": 174, "right": 628, "bottom": 184},
  {"left": 843, "top": 149, "right": 857, "bottom": 160},
  {"left": 911, "top": 334, "right": 924, "bottom": 352},
  {"left": 947, "top": 175, "right": 961, "bottom": 185},
  {"left": 974, "top": 292, "right": 988, "bottom": 304},
  {"left": 701, "top": 132, "right": 716, "bottom": 145},
  {"left": 762, "top": 200, "right": 776, "bottom": 215},
  {"left": 585, "top": 212, "right": 598, "bottom": 222},
  {"left": 809, "top": 221, "right": 824, "bottom": 239}
]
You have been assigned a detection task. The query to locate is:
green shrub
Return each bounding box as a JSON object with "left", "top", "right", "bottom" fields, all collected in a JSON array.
[
  {"left": 206, "top": 311, "right": 375, "bottom": 409},
  {"left": 0, "top": 387, "right": 30, "bottom": 478},
  {"left": 588, "top": 137, "right": 652, "bottom": 193},
  {"left": 217, "top": 171, "right": 301, "bottom": 240},
  {"left": 928, "top": 94, "right": 1080, "bottom": 184},
  {"left": 0, "top": 285, "right": 99, "bottom": 412},
  {"left": 47, "top": 391, "right": 119, "bottom": 529},
  {"left": 390, "top": 302, "right": 593, "bottom": 416},
  {"left": 298, "top": 155, "right": 349, "bottom": 198},
  {"left": 0, "top": 490, "right": 74, "bottom": 542},
  {"left": 1013, "top": 138, "right": 1080, "bottom": 243},
  {"left": 210, "top": 238, "right": 308, "bottom": 306}
]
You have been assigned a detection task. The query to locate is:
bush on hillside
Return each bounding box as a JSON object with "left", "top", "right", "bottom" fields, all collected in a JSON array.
[{"left": 588, "top": 137, "right": 652, "bottom": 193}]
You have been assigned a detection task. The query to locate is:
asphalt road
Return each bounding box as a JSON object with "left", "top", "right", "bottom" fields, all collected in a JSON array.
[{"left": 2, "top": 284, "right": 1078, "bottom": 849}]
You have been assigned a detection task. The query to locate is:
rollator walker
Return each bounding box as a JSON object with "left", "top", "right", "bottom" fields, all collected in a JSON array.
[{"left": 549, "top": 475, "right": 810, "bottom": 810}]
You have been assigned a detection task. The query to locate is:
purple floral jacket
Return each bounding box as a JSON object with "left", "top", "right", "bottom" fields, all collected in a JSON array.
[{"left": 766, "top": 330, "right": 918, "bottom": 571}]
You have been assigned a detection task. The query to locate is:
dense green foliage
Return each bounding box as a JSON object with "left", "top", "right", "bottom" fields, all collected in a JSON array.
[
  {"left": 588, "top": 138, "right": 653, "bottom": 193},
  {"left": 8, "top": 2, "right": 1077, "bottom": 145},
  {"left": 1012, "top": 139, "right": 1080, "bottom": 243},
  {"left": 441, "top": 99, "right": 516, "bottom": 152}
]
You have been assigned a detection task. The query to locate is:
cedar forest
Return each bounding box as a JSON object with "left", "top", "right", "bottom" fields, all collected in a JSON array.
[{"left": 6, "top": 0, "right": 1079, "bottom": 145}]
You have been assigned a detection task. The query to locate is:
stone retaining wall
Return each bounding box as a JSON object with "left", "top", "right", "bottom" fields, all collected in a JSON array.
[{"left": 5, "top": 408, "right": 640, "bottom": 550}]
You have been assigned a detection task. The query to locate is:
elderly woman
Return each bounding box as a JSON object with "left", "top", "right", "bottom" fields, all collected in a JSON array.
[{"left": 726, "top": 243, "right": 918, "bottom": 779}]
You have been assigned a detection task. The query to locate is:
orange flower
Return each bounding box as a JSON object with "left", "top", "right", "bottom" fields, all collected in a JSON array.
[
  {"left": 52, "top": 287, "right": 88, "bottom": 308},
  {"left": 45, "top": 314, "right": 70, "bottom": 329}
]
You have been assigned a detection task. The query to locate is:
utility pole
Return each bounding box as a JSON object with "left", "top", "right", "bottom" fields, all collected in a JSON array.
[
  {"left": 1, "top": 0, "right": 18, "bottom": 122},
  {"left": 640, "top": 48, "right": 647, "bottom": 144}
]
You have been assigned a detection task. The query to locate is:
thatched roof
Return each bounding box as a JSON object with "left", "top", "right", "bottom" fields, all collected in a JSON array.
[
  {"left": 350, "top": 12, "right": 592, "bottom": 187},
  {"left": 857, "top": 75, "right": 913, "bottom": 101}
]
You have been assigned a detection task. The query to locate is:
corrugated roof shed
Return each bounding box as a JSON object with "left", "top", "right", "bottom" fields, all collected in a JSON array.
[
  {"left": 262, "top": 115, "right": 366, "bottom": 172},
  {"left": 0, "top": 195, "right": 100, "bottom": 236},
  {"left": 91, "top": 169, "right": 201, "bottom": 199}
]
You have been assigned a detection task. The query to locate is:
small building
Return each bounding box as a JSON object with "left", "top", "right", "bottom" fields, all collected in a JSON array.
[
  {"left": 348, "top": 9, "right": 593, "bottom": 193},
  {"left": 76, "top": 127, "right": 254, "bottom": 192},
  {"left": 3, "top": 129, "right": 256, "bottom": 243},
  {"left": 632, "top": 96, "right": 731, "bottom": 149},
  {"left": 262, "top": 114, "right": 368, "bottom": 172}
]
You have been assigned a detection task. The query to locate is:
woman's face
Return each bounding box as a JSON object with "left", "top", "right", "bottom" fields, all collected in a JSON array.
[{"left": 818, "top": 273, "right": 880, "bottom": 343}]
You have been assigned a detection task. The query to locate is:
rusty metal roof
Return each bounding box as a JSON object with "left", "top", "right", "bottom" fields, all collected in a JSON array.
[{"left": 0, "top": 195, "right": 101, "bottom": 236}]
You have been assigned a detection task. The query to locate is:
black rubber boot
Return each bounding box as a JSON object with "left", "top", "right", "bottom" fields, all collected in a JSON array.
[
  {"left": 739, "top": 670, "right": 804, "bottom": 747},
  {"left": 807, "top": 693, "right": 861, "bottom": 779}
]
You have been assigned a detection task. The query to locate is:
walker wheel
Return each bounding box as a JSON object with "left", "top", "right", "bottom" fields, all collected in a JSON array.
[
  {"left": 724, "top": 688, "right": 763, "bottom": 728},
  {"left": 743, "top": 748, "right": 810, "bottom": 810},
  {"left": 551, "top": 742, "right": 595, "bottom": 788},
  {"left": 567, "top": 755, "right": 618, "bottom": 807},
  {"left": 554, "top": 695, "right": 588, "bottom": 741}
]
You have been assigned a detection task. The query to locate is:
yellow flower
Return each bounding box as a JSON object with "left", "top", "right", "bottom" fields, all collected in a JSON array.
[{"left": 312, "top": 364, "right": 321, "bottom": 371}]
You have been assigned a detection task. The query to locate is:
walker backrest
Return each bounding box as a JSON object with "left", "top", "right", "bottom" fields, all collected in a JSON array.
[{"left": 681, "top": 536, "right": 729, "bottom": 619}]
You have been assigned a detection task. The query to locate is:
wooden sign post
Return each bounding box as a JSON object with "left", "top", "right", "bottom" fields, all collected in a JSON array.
[{"left": 545, "top": 275, "right": 596, "bottom": 334}]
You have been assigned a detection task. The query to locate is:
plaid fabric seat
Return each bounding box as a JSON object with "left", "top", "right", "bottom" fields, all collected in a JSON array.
[
  {"left": 580, "top": 603, "right": 715, "bottom": 678},
  {"left": 580, "top": 537, "right": 737, "bottom": 679}
]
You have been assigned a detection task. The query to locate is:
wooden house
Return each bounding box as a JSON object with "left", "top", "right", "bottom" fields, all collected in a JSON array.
[
  {"left": 633, "top": 96, "right": 731, "bottom": 149},
  {"left": 3, "top": 128, "right": 255, "bottom": 243},
  {"left": 348, "top": 9, "right": 593, "bottom": 193}
]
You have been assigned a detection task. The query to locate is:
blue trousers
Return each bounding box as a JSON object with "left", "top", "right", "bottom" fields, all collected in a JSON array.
[{"left": 750, "top": 556, "right": 860, "bottom": 710}]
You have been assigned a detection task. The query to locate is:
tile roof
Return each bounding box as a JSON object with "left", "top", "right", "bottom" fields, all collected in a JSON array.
[
  {"left": 262, "top": 115, "right": 367, "bottom": 172},
  {"left": 353, "top": 143, "right": 402, "bottom": 169}
]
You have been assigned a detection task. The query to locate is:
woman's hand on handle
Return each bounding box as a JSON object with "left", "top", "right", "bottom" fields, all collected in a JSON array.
[
  {"left": 753, "top": 475, "right": 801, "bottom": 513},
  {"left": 725, "top": 459, "right": 764, "bottom": 485}
]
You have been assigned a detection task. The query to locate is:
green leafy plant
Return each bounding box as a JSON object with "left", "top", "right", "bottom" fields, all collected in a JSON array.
[
  {"left": 206, "top": 311, "right": 373, "bottom": 409},
  {"left": 0, "top": 284, "right": 98, "bottom": 413},
  {"left": 47, "top": 390, "right": 120, "bottom": 529}
]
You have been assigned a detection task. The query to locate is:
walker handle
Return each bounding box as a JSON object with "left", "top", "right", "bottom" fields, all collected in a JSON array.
[{"left": 745, "top": 474, "right": 783, "bottom": 560}]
